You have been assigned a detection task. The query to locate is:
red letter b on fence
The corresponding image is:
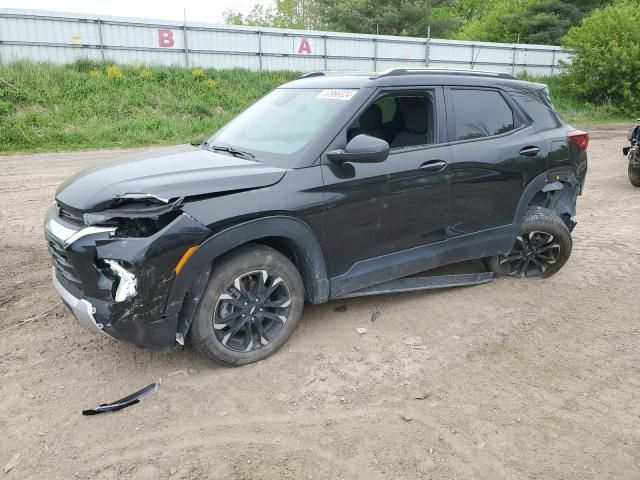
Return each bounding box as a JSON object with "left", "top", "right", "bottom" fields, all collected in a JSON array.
[{"left": 158, "top": 29, "right": 175, "bottom": 48}]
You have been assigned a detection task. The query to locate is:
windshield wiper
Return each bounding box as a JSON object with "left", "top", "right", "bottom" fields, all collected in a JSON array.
[{"left": 204, "top": 142, "right": 256, "bottom": 161}]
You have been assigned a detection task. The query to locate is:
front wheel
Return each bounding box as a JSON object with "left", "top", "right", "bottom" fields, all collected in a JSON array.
[
  {"left": 189, "top": 244, "right": 304, "bottom": 366},
  {"left": 629, "top": 162, "right": 640, "bottom": 187},
  {"left": 488, "top": 207, "right": 573, "bottom": 278}
]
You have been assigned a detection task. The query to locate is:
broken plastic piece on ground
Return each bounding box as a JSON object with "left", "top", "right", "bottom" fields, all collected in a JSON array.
[{"left": 82, "top": 380, "right": 159, "bottom": 416}]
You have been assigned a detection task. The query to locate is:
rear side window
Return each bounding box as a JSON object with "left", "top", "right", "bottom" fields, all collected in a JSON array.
[
  {"left": 515, "top": 91, "right": 563, "bottom": 130},
  {"left": 449, "top": 89, "right": 514, "bottom": 141}
]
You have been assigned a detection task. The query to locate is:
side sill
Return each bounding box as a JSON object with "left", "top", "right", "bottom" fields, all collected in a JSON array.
[{"left": 329, "top": 225, "right": 516, "bottom": 299}]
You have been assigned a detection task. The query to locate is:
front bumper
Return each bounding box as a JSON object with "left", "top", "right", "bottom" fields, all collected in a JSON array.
[
  {"left": 52, "top": 267, "right": 107, "bottom": 335},
  {"left": 45, "top": 204, "right": 211, "bottom": 347}
]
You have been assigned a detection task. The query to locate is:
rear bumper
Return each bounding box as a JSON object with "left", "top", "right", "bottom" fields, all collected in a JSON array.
[{"left": 52, "top": 267, "right": 109, "bottom": 336}]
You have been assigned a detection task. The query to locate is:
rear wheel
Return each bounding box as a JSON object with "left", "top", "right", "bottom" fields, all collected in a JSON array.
[
  {"left": 189, "top": 244, "right": 304, "bottom": 366},
  {"left": 488, "top": 207, "right": 572, "bottom": 278}
]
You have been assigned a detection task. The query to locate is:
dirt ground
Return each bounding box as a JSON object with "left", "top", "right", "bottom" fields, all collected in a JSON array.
[{"left": 1, "top": 127, "right": 639, "bottom": 480}]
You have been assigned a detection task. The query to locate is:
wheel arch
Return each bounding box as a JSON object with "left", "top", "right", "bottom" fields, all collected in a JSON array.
[
  {"left": 514, "top": 171, "right": 581, "bottom": 231},
  {"left": 166, "top": 216, "right": 330, "bottom": 325}
]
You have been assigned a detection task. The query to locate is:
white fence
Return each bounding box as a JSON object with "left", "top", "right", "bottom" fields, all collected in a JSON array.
[{"left": 0, "top": 8, "right": 571, "bottom": 76}]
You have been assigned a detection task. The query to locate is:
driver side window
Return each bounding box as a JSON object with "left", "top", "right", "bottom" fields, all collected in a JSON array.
[{"left": 347, "top": 91, "right": 436, "bottom": 149}]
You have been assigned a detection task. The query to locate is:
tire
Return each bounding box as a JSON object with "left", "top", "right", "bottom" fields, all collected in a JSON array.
[
  {"left": 189, "top": 243, "right": 304, "bottom": 366},
  {"left": 629, "top": 162, "right": 640, "bottom": 187},
  {"left": 488, "top": 206, "right": 572, "bottom": 278}
]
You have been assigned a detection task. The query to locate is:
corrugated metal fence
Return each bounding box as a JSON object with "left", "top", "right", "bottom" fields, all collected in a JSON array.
[{"left": 0, "top": 8, "right": 570, "bottom": 76}]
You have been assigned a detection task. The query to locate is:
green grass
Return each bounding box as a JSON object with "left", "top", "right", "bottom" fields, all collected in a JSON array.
[
  {"left": 0, "top": 61, "right": 631, "bottom": 154},
  {"left": 0, "top": 61, "right": 299, "bottom": 154}
]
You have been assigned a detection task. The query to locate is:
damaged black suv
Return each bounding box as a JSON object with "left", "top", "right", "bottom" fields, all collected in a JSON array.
[{"left": 45, "top": 69, "right": 588, "bottom": 365}]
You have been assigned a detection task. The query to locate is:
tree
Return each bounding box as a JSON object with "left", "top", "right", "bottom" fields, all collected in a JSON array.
[
  {"left": 225, "top": 0, "right": 457, "bottom": 37},
  {"left": 316, "top": 0, "right": 454, "bottom": 36},
  {"left": 456, "top": 0, "right": 612, "bottom": 45},
  {"left": 563, "top": 0, "right": 640, "bottom": 113},
  {"left": 455, "top": 0, "right": 532, "bottom": 43},
  {"left": 224, "top": 0, "right": 323, "bottom": 30}
]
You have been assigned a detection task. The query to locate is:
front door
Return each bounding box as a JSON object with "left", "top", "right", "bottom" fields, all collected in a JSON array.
[
  {"left": 322, "top": 88, "right": 451, "bottom": 296},
  {"left": 383, "top": 88, "right": 451, "bottom": 253}
]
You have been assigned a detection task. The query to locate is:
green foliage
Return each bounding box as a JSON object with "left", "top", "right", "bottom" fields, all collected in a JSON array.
[
  {"left": 226, "top": 0, "right": 456, "bottom": 37},
  {"left": 224, "top": 0, "right": 617, "bottom": 43},
  {"left": 316, "top": 0, "right": 451, "bottom": 36},
  {"left": 224, "top": 0, "right": 323, "bottom": 30},
  {"left": 562, "top": 0, "right": 640, "bottom": 114},
  {"left": 457, "top": 0, "right": 611, "bottom": 44},
  {"left": 0, "top": 61, "right": 298, "bottom": 153},
  {"left": 431, "top": 0, "right": 502, "bottom": 35},
  {"left": 456, "top": 0, "right": 533, "bottom": 42}
]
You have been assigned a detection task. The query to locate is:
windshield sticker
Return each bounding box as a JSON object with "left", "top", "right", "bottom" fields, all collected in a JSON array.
[{"left": 316, "top": 89, "right": 357, "bottom": 101}]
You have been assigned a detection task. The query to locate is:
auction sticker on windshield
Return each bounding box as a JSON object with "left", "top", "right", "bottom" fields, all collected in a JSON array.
[{"left": 316, "top": 89, "right": 357, "bottom": 101}]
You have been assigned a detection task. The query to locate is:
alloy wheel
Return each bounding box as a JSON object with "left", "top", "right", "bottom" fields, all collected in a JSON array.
[
  {"left": 213, "top": 270, "right": 291, "bottom": 352},
  {"left": 498, "top": 231, "right": 561, "bottom": 277}
]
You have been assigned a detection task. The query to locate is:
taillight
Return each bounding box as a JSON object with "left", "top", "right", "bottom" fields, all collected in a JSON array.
[{"left": 567, "top": 130, "right": 589, "bottom": 151}]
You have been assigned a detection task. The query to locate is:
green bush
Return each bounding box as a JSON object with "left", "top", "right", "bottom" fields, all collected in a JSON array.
[{"left": 562, "top": 0, "right": 640, "bottom": 114}]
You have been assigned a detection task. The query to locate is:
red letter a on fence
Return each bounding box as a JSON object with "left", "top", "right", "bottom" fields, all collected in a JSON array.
[{"left": 298, "top": 38, "right": 312, "bottom": 54}]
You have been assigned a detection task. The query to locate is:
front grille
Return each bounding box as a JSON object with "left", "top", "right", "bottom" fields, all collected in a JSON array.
[
  {"left": 57, "top": 203, "right": 85, "bottom": 226},
  {"left": 47, "top": 235, "right": 82, "bottom": 287}
]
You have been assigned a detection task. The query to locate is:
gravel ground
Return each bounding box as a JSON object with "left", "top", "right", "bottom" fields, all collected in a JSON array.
[{"left": 1, "top": 127, "right": 639, "bottom": 480}]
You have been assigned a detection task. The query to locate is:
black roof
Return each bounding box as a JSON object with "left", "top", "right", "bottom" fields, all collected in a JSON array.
[{"left": 282, "top": 68, "right": 545, "bottom": 92}]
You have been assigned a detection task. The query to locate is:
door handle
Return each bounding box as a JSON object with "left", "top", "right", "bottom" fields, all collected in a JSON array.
[
  {"left": 520, "top": 146, "right": 541, "bottom": 157},
  {"left": 419, "top": 159, "right": 448, "bottom": 173}
]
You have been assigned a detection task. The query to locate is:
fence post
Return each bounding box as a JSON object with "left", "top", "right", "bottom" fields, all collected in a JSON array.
[
  {"left": 373, "top": 37, "right": 378, "bottom": 72},
  {"left": 425, "top": 39, "right": 430, "bottom": 67},
  {"left": 323, "top": 34, "right": 327, "bottom": 70},
  {"left": 470, "top": 44, "right": 475, "bottom": 70},
  {"left": 258, "top": 30, "right": 263, "bottom": 71},
  {"left": 550, "top": 49, "right": 557, "bottom": 76},
  {"left": 183, "top": 23, "right": 189, "bottom": 67},
  {"left": 511, "top": 46, "right": 517, "bottom": 76},
  {"left": 97, "top": 18, "right": 105, "bottom": 61}
]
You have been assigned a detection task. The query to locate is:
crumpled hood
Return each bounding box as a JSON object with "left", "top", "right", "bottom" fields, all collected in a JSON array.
[{"left": 55, "top": 145, "right": 287, "bottom": 211}]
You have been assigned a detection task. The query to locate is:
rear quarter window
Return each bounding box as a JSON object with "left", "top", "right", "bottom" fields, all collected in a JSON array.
[{"left": 512, "top": 90, "right": 562, "bottom": 131}]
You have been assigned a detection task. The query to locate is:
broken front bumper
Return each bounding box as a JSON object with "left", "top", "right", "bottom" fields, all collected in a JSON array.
[{"left": 45, "top": 204, "right": 211, "bottom": 347}]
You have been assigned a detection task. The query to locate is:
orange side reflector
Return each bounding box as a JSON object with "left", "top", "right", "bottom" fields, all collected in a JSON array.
[{"left": 174, "top": 245, "right": 198, "bottom": 274}]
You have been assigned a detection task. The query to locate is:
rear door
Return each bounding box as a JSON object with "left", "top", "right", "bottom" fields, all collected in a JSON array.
[{"left": 445, "top": 87, "right": 547, "bottom": 237}]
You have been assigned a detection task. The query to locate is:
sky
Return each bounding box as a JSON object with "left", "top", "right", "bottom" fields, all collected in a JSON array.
[{"left": 0, "top": 0, "right": 272, "bottom": 23}]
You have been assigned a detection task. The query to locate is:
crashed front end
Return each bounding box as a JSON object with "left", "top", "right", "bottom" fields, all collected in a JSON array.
[{"left": 44, "top": 197, "right": 210, "bottom": 347}]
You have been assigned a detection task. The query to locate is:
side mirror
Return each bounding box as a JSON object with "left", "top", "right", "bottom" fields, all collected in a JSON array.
[{"left": 326, "top": 134, "right": 390, "bottom": 164}]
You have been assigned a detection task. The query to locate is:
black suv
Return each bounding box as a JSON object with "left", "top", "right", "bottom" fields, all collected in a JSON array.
[{"left": 45, "top": 69, "right": 588, "bottom": 365}]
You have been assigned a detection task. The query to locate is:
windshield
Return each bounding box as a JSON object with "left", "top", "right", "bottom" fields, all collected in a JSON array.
[{"left": 209, "top": 88, "right": 358, "bottom": 166}]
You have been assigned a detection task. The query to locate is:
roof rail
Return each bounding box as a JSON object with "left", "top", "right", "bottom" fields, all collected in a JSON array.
[
  {"left": 297, "top": 71, "right": 326, "bottom": 79},
  {"left": 371, "top": 68, "right": 516, "bottom": 80}
]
